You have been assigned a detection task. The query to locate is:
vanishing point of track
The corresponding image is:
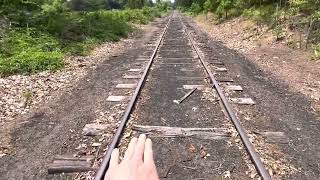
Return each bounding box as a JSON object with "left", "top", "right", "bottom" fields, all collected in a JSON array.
[{"left": 95, "top": 12, "right": 272, "bottom": 180}]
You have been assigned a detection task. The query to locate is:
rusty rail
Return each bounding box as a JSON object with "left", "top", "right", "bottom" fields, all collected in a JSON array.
[{"left": 179, "top": 15, "right": 271, "bottom": 180}]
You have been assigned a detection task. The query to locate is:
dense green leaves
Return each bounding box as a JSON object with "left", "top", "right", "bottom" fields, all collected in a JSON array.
[
  {"left": 0, "top": 0, "right": 169, "bottom": 76},
  {"left": 175, "top": 0, "right": 320, "bottom": 59}
]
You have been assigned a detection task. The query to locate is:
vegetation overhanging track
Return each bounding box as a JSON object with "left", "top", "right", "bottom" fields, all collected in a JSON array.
[
  {"left": 94, "top": 14, "right": 173, "bottom": 180},
  {"left": 178, "top": 15, "right": 271, "bottom": 180}
]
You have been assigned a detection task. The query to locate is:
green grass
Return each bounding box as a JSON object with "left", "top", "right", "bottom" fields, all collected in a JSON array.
[
  {"left": 242, "top": 5, "right": 276, "bottom": 24},
  {"left": 0, "top": 29, "right": 64, "bottom": 76},
  {"left": 0, "top": 7, "right": 164, "bottom": 77}
]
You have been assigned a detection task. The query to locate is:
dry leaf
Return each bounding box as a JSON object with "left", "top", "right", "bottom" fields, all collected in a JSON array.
[{"left": 188, "top": 143, "right": 196, "bottom": 153}]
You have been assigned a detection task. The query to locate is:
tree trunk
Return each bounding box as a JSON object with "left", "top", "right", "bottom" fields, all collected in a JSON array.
[
  {"left": 306, "top": 18, "right": 314, "bottom": 49},
  {"left": 225, "top": 10, "right": 228, "bottom": 19}
]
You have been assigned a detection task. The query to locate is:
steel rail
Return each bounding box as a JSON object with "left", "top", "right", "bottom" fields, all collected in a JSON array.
[
  {"left": 94, "top": 15, "right": 172, "bottom": 180},
  {"left": 179, "top": 16, "right": 272, "bottom": 180}
]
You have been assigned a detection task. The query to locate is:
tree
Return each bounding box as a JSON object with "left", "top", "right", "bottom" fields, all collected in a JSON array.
[
  {"left": 127, "top": 0, "right": 147, "bottom": 9},
  {"left": 216, "top": 0, "right": 234, "bottom": 18}
]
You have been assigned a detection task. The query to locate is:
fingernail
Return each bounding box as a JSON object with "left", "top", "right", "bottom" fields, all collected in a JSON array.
[{"left": 139, "top": 134, "right": 146, "bottom": 139}]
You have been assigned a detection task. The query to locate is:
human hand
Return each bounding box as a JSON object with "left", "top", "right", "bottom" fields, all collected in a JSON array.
[{"left": 105, "top": 134, "right": 159, "bottom": 180}]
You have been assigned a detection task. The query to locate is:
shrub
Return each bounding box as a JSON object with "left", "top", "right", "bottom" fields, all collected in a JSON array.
[
  {"left": 313, "top": 43, "right": 320, "bottom": 59},
  {"left": 0, "top": 29, "right": 63, "bottom": 76},
  {"left": 189, "top": 2, "right": 202, "bottom": 16},
  {"left": 0, "top": 7, "right": 162, "bottom": 76},
  {"left": 242, "top": 5, "right": 276, "bottom": 24},
  {"left": 0, "top": 50, "right": 63, "bottom": 76}
]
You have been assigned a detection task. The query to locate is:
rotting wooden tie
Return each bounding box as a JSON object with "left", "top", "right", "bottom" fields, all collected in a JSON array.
[
  {"left": 116, "top": 84, "right": 137, "bottom": 89},
  {"left": 129, "top": 68, "right": 142, "bottom": 72},
  {"left": 106, "top": 95, "right": 130, "bottom": 102},
  {"left": 216, "top": 77, "right": 234, "bottom": 82},
  {"left": 123, "top": 75, "right": 142, "bottom": 79},
  {"left": 183, "top": 85, "right": 206, "bottom": 90},
  {"left": 227, "top": 85, "right": 243, "bottom": 91},
  {"left": 48, "top": 155, "right": 93, "bottom": 174},
  {"left": 132, "top": 125, "right": 231, "bottom": 140},
  {"left": 215, "top": 67, "right": 228, "bottom": 72},
  {"left": 255, "top": 131, "right": 289, "bottom": 144},
  {"left": 176, "top": 76, "right": 204, "bottom": 81},
  {"left": 231, "top": 98, "right": 255, "bottom": 105}
]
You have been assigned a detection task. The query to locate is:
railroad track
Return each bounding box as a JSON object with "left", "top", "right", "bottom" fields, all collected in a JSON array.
[{"left": 95, "top": 12, "right": 271, "bottom": 180}]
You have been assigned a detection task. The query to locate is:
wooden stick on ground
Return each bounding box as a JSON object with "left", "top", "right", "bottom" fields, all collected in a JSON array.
[{"left": 173, "top": 88, "right": 197, "bottom": 104}]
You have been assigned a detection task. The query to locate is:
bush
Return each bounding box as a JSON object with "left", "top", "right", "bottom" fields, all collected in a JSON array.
[
  {"left": 189, "top": 2, "right": 202, "bottom": 16},
  {"left": 0, "top": 29, "right": 63, "bottom": 76},
  {"left": 313, "top": 43, "right": 320, "bottom": 59},
  {"left": 242, "top": 5, "right": 277, "bottom": 24},
  {"left": 0, "top": 50, "right": 63, "bottom": 76},
  {"left": 0, "top": 7, "right": 163, "bottom": 76}
]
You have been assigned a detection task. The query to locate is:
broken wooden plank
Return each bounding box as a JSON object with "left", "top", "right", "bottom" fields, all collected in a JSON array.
[
  {"left": 116, "top": 83, "right": 137, "bottom": 89},
  {"left": 255, "top": 131, "right": 290, "bottom": 144},
  {"left": 106, "top": 95, "right": 130, "bottom": 102},
  {"left": 132, "top": 125, "right": 230, "bottom": 140},
  {"left": 123, "top": 75, "right": 142, "bottom": 79},
  {"left": 158, "top": 57, "right": 194, "bottom": 60},
  {"left": 48, "top": 159, "right": 92, "bottom": 174},
  {"left": 180, "top": 68, "right": 195, "bottom": 72},
  {"left": 176, "top": 76, "right": 204, "bottom": 81},
  {"left": 231, "top": 98, "right": 255, "bottom": 105},
  {"left": 226, "top": 85, "right": 243, "bottom": 91},
  {"left": 183, "top": 85, "right": 206, "bottom": 90},
  {"left": 216, "top": 77, "right": 234, "bottom": 82},
  {"left": 54, "top": 155, "right": 94, "bottom": 162},
  {"left": 209, "top": 61, "right": 224, "bottom": 65},
  {"left": 215, "top": 67, "right": 228, "bottom": 72},
  {"left": 159, "top": 63, "right": 193, "bottom": 65},
  {"left": 129, "top": 68, "right": 142, "bottom": 72},
  {"left": 136, "top": 58, "right": 148, "bottom": 61},
  {"left": 83, "top": 123, "right": 111, "bottom": 136},
  {"left": 173, "top": 88, "right": 197, "bottom": 104}
]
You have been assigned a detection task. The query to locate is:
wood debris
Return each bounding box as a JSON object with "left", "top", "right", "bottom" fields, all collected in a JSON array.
[
  {"left": 48, "top": 155, "right": 94, "bottom": 174},
  {"left": 173, "top": 88, "right": 197, "bottom": 104}
]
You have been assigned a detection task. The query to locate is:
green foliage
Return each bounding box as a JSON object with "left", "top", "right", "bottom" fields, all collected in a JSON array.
[
  {"left": 0, "top": 50, "right": 63, "bottom": 76},
  {"left": 0, "top": 29, "right": 63, "bottom": 76},
  {"left": 156, "top": 1, "right": 171, "bottom": 12},
  {"left": 189, "top": 2, "right": 202, "bottom": 16},
  {"left": 242, "top": 5, "right": 276, "bottom": 24},
  {"left": 273, "top": 25, "right": 285, "bottom": 40},
  {"left": 313, "top": 43, "right": 320, "bottom": 59},
  {"left": 127, "top": 0, "right": 147, "bottom": 9},
  {"left": 216, "top": 0, "right": 234, "bottom": 19},
  {"left": 203, "top": 0, "right": 213, "bottom": 13},
  {"left": 117, "top": 7, "right": 155, "bottom": 24},
  {"left": 0, "top": 0, "right": 167, "bottom": 76}
]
